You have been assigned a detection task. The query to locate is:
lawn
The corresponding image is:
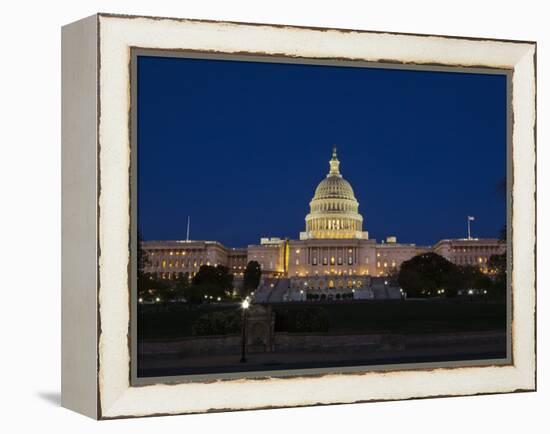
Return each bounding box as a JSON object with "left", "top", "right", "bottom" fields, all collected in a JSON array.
[
  {"left": 273, "top": 299, "right": 506, "bottom": 334},
  {"left": 138, "top": 299, "right": 506, "bottom": 341}
]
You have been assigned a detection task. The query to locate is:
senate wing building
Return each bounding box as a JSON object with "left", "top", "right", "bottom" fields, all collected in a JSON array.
[{"left": 141, "top": 148, "right": 505, "bottom": 301}]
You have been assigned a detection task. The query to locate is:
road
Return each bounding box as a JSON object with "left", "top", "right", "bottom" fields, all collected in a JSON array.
[{"left": 138, "top": 331, "right": 506, "bottom": 377}]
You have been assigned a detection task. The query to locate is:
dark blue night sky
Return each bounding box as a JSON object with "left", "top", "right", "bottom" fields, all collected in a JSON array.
[{"left": 137, "top": 55, "right": 507, "bottom": 247}]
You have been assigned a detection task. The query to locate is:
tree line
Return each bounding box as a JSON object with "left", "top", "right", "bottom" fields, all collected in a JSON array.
[
  {"left": 397, "top": 252, "right": 506, "bottom": 298},
  {"left": 137, "top": 260, "right": 262, "bottom": 304}
]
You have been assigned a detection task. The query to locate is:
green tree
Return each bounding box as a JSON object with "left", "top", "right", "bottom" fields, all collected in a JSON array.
[
  {"left": 137, "top": 230, "right": 150, "bottom": 271},
  {"left": 488, "top": 253, "right": 507, "bottom": 298},
  {"left": 187, "top": 265, "right": 234, "bottom": 303},
  {"left": 398, "top": 253, "right": 457, "bottom": 298},
  {"left": 162, "top": 272, "right": 190, "bottom": 302},
  {"left": 137, "top": 231, "right": 154, "bottom": 301},
  {"left": 499, "top": 225, "right": 507, "bottom": 243},
  {"left": 243, "top": 260, "right": 262, "bottom": 295},
  {"left": 452, "top": 265, "right": 492, "bottom": 295},
  {"left": 137, "top": 272, "right": 170, "bottom": 302}
]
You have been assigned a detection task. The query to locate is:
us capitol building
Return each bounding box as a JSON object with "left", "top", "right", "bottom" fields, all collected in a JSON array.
[{"left": 141, "top": 148, "right": 505, "bottom": 301}]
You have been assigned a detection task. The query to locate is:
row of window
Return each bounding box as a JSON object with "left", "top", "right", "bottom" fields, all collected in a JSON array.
[
  {"left": 306, "top": 256, "right": 355, "bottom": 266},
  {"left": 377, "top": 260, "right": 397, "bottom": 268},
  {"left": 451, "top": 246, "right": 500, "bottom": 252},
  {"left": 296, "top": 257, "right": 402, "bottom": 267},
  {"left": 152, "top": 271, "right": 245, "bottom": 280},
  {"left": 454, "top": 256, "right": 489, "bottom": 265},
  {"left": 148, "top": 250, "right": 246, "bottom": 262},
  {"left": 293, "top": 279, "right": 364, "bottom": 289},
  {"left": 294, "top": 269, "right": 368, "bottom": 276},
  {"left": 308, "top": 219, "right": 360, "bottom": 230},
  {"left": 149, "top": 250, "right": 198, "bottom": 257}
]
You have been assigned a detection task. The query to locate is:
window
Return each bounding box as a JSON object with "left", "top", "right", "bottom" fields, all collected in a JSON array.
[
  {"left": 348, "top": 257, "right": 353, "bottom": 265},
  {"left": 330, "top": 257, "right": 335, "bottom": 265},
  {"left": 337, "top": 257, "right": 343, "bottom": 265},
  {"left": 162, "top": 260, "right": 167, "bottom": 268},
  {"left": 312, "top": 257, "right": 318, "bottom": 265},
  {"left": 295, "top": 259, "right": 300, "bottom": 266},
  {"left": 323, "top": 257, "right": 328, "bottom": 265}
]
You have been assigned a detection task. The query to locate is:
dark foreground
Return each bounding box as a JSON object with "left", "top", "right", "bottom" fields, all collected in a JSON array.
[{"left": 137, "top": 299, "right": 507, "bottom": 378}]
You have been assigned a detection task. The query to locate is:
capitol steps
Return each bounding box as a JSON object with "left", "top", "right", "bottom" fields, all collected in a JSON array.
[{"left": 266, "top": 278, "right": 290, "bottom": 303}]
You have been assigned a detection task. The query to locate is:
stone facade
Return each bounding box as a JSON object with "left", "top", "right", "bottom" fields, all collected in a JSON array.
[
  {"left": 142, "top": 240, "right": 231, "bottom": 279},
  {"left": 433, "top": 238, "right": 506, "bottom": 271},
  {"left": 247, "top": 238, "right": 286, "bottom": 277}
]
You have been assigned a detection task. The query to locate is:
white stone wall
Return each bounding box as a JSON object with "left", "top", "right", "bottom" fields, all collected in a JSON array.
[{"left": 246, "top": 243, "right": 285, "bottom": 275}]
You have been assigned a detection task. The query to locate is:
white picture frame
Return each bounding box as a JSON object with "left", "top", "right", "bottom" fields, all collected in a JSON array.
[{"left": 61, "top": 13, "right": 536, "bottom": 419}]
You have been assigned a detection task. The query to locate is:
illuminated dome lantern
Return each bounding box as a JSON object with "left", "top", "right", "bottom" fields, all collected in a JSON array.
[{"left": 300, "top": 147, "right": 368, "bottom": 240}]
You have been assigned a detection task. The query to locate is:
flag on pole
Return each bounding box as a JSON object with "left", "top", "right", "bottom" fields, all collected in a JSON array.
[{"left": 468, "top": 216, "right": 475, "bottom": 221}]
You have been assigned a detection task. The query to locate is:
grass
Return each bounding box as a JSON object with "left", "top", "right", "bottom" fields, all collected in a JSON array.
[
  {"left": 138, "top": 299, "right": 506, "bottom": 341},
  {"left": 273, "top": 299, "right": 506, "bottom": 334},
  {"left": 138, "top": 303, "right": 240, "bottom": 340}
]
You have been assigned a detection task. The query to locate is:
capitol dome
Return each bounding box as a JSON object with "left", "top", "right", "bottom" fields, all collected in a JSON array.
[
  {"left": 300, "top": 147, "right": 368, "bottom": 240},
  {"left": 313, "top": 174, "right": 356, "bottom": 201}
]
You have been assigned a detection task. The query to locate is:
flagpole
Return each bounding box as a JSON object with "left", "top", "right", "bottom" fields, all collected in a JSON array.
[
  {"left": 186, "top": 216, "right": 190, "bottom": 242},
  {"left": 467, "top": 217, "right": 471, "bottom": 240}
]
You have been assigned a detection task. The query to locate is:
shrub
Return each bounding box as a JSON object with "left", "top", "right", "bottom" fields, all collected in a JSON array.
[
  {"left": 192, "top": 310, "right": 241, "bottom": 336},
  {"left": 275, "top": 307, "right": 329, "bottom": 333}
]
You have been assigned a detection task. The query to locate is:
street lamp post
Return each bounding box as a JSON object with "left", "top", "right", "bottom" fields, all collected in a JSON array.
[{"left": 240, "top": 298, "right": 250, "bottom": 363}]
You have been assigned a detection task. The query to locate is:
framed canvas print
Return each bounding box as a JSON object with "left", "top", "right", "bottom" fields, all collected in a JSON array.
[{"left": 61, "top": 13, "right": 536, "bottom": 419}]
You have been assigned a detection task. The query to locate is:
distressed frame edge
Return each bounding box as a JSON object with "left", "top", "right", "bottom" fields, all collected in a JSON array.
[
  {"left": 61, "top": 13, "right": 100, "bottom": 420},
  {"left": 95, "top": 11, "right": 537, "bottom": 46},
  {"left": 94, "top": 14, "right": 536, "bottom": 419}
]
